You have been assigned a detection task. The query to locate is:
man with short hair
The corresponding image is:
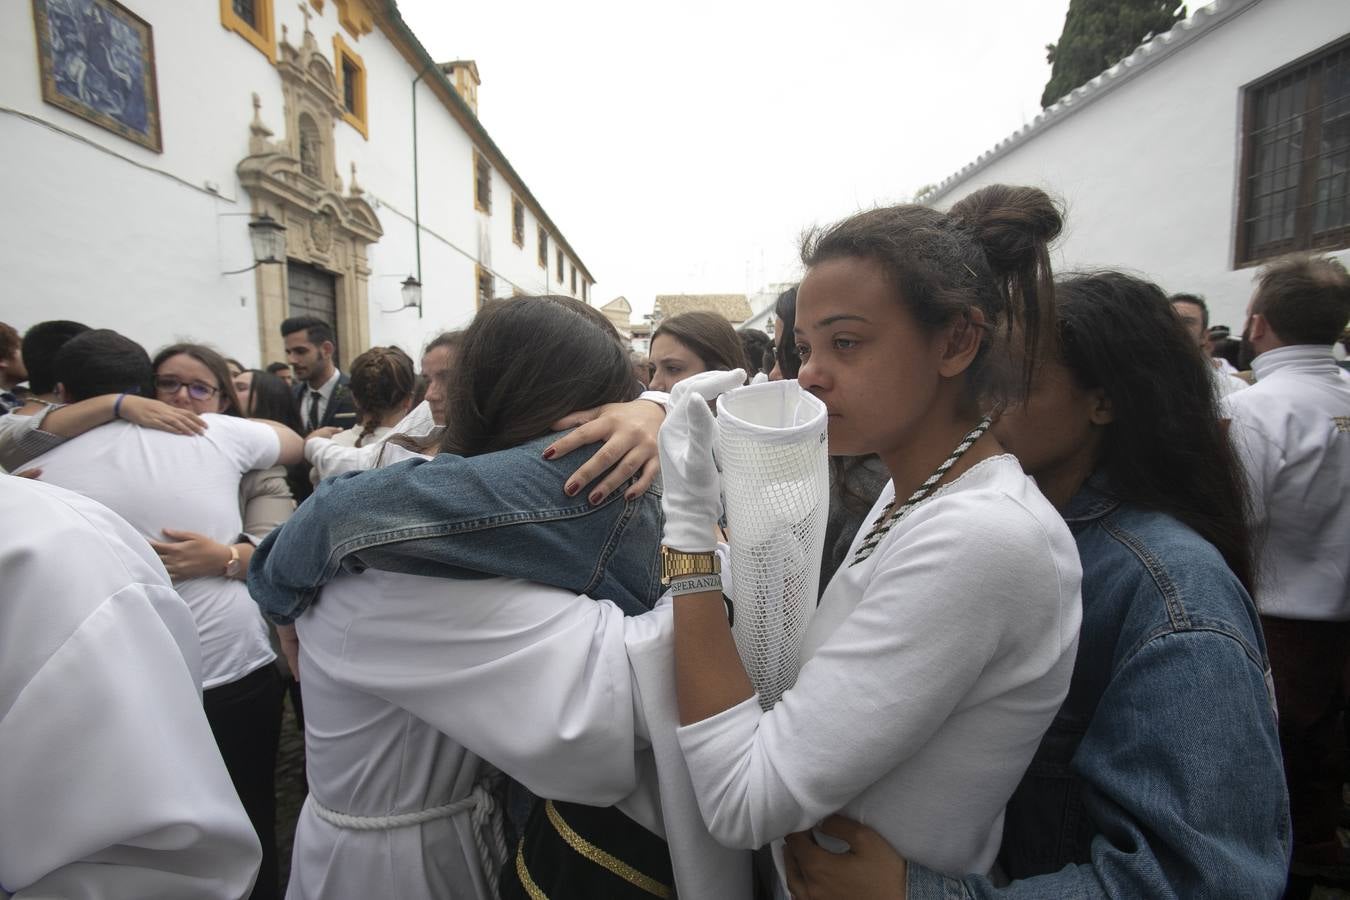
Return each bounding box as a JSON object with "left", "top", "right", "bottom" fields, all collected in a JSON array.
[
  {"left": 281, "top": 317, "right": 356, "bottom": 432},
  {"left": 1223, "top": 254, "right": 1350, "bottom": 874},
  {"left": 1171, "top": 293, "right": 1248, "bottom": 397},
  {"left": 265, "top": 360, "right": 293, "bottom": 387}
]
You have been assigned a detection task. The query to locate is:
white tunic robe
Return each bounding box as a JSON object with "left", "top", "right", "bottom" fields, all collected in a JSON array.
[
  {"left": 289, "top": 570, "right": 673, "bottom": 900},
  {"left": 0, "top": 478, "right": 261, "bottom": 899}
]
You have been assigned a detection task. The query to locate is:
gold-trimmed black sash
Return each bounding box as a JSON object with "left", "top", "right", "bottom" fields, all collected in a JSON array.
[{"left": 500, "top": 799, "right": 673, "bottom": 899}]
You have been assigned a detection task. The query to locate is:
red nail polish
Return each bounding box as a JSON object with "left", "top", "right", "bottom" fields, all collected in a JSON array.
[
  {"left": 588, "top": 491, "right": 602, "bottom": 505},
  {"left": 542, "top": 447, "right": 555, "bottom": 460},
  {"left": 564, "top": 482, "right": 578, "bottom": 496}
]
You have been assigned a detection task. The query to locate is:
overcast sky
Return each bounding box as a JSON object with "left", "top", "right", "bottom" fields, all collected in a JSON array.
[{"left": 398, "top": 0, "right": 1073, "bottom": 320}]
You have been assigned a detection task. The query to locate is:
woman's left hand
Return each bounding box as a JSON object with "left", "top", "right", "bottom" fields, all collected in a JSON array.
[
  {"left": 149, "top": 529, "right": 231, "bottom": 580},
  {"left": 783, "top": 815, "right": 908, "bottom": 900},
  {"left": 546, "top": 398, "right": 667, "bottom": 503}
]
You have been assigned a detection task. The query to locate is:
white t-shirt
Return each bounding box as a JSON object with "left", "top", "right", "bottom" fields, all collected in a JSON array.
[
  {"left": 677, "top": 454, "right": 1082, "bottom": 885},
  {"left": 29, "top": 414, "right": 281, "bottom": 687},
  {"left": 0, "top": 478, "right": 261, "bottom": 898}
]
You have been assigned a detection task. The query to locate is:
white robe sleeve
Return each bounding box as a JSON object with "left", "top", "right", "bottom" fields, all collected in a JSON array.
[
  {"left": 307, "top": 576, "right": 643, "bottom": 806},
  {"left": 0, "top": 480, "right": 261, "bottom": 900}
]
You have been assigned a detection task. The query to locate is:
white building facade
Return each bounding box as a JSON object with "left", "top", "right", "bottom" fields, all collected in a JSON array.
[
  {"left": 1, "top": 0, "right": 594, "bottom": 367},
  {"left": 922, "top": 0, "right": 1350, "bottom": 330}
]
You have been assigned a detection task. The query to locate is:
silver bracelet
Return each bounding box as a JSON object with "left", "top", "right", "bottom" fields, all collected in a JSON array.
[{"left": 667, "top": 573, "right": 724, "bottom": 596}]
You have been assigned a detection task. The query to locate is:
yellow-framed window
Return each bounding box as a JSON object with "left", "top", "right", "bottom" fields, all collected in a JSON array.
[
  {"left": 537, "top": 226, "right": 548, "bottom": 269},
  {"left": 474, "top": 151, "right": 492, "bottom": 213},
  {"left": 333, "top": 34, "right": 368, "bottom": 139},
  {"left": 221, "top": 0, "right": 275, "bottom": 61},
  {"left": 476, "top": 265, "right": 495, "bottom": 308},
  {"left": 512, "top": 195, "right": 525, "bottom": 247}
]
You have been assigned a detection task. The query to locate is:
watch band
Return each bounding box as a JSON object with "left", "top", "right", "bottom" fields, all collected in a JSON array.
[{"left": 660, "top": 546, "right": 720, "bottom": 584}]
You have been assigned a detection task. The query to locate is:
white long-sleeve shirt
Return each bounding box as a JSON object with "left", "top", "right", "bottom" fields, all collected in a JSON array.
[
  {"left": 677, "top": 455, "right": 1082, "bottom": 885},
  {"left": 305, "top": 402, "right": 438, "bottom": 478},
  {"left": 1223, "top": 345, "right": 1350, "bottom": 620},
  {"left": 0, "top": 478, "right": 261, "bottom": 899}
]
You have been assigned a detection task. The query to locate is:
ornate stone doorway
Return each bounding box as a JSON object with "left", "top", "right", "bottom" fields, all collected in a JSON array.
[{"left": 237, "top": 20, "right": 381, "bottom": 365}]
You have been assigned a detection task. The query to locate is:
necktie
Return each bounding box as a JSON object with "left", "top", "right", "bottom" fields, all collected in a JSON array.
[{"left": 309, "top": 390, "right": 322, "bottom": 430}]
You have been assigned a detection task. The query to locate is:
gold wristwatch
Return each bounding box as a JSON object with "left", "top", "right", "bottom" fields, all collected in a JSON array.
[{"left": 660, "top": 546, "right": 720, "bottom": 584}]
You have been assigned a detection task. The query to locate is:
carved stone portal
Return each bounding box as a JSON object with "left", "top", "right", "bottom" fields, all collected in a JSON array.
[{"left": 237, "top": 22, "right": 382, "bottom": 365}]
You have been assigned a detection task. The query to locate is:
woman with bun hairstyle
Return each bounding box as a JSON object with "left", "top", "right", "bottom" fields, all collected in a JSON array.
[
  {"left": 648, "top": 310, "right": 749, "bottom": 391},
  {"left": 780, "top": 273, "right": 1288, "bottom": 899},
  {"left": 656, "top": 186, "right": 1083, "bottom": 891}
]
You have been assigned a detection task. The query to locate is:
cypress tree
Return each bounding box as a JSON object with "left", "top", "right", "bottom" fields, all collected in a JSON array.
[{"left": 1041, "top": 0, "right": 1186, "bottom": 108}]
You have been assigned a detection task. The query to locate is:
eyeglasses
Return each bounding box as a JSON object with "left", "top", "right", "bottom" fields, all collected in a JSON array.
[{"left": 155, "top": 376, "right": 220, "bottom": 401}]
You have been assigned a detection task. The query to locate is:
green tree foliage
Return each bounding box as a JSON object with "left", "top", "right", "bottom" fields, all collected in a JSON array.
[{"left": 1041, "top": 0, "right": 1185, "bottom": 108}]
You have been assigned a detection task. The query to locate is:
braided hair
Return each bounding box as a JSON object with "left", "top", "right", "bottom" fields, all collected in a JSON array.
[{"left": 347, "top": 346, "right": 416, "bottom": 447}]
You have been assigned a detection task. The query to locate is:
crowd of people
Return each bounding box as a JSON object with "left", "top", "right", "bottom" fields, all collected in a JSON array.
[{"left": 2, "top": 183, "right": 1349, "bottom": 900}]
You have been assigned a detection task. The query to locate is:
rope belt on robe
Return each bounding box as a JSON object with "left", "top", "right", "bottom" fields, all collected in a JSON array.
[{"left": 310, "top": 781, "right": 511, "bottom": 894}]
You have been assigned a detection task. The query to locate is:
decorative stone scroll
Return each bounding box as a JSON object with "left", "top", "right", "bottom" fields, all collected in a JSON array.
[{"left": 236, "top": 19, "right": 381, "bottom": 364}]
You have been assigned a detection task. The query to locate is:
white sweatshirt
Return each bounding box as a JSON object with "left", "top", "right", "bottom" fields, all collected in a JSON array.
[{"left": 677, "top": 454, "right": 1082, "bottom": 884}]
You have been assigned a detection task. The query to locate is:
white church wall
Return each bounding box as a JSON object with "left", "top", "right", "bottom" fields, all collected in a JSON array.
[
  {"left": 1, "top": 1, "right": 594, "bottom": 367},
  {"left": 929, "top": 0, "right": 1350, "bottom": 331}
]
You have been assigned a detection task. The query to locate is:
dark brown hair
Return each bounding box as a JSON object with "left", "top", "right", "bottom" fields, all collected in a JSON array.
[
  {"left": 1054, "top": 271, "right": 1255, "bottom": 593},
  {"left": 0, "top": 322, "right": 19, "bottom": 361},
  {"left": 348, "top": 346, "right": 416, "bottom": 446},
  {"left": 425, "top": 330, "right": 466, "bottom": 355},
  {"left": 652, "top": 311, "right": 749, "bottom": 375},
  {"left": 440, "top": 296, "right": 638, "bottom": 456},
  {"left": 1251, "top": 254, "right": 1350, "bottom": 346},
  {"left": 801, "top": 184, "right": 1062, "bottom": 409},
  {"left": 151, "top": 343, "right": 242, "bottom": 416}
]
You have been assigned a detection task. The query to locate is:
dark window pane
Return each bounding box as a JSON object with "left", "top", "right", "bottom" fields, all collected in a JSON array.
[
  {"left": 342, "top": 58, "right": 358, "bottom": 114},
  {"left": 233, "top": 0, "right": 257, "bottom": 28},
  {"left": 1239, "top": 38, "right": 1350, "bottom": 261}
]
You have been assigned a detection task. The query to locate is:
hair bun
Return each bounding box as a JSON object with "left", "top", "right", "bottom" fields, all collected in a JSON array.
[{"left": 949, "top": 185, "right": 1062, "bottom": 274}]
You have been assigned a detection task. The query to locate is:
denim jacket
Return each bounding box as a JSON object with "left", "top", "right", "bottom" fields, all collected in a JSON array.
[
  {"left": 909, "top": 477, "right": 1290, "bottom": 900},
  {"left": 248, "top": 432, "right": 664, "bottom": 625}
]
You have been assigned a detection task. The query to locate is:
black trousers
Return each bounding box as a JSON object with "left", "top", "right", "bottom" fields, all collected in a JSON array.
[
  {"left": 1261, "top": 615, "right": 1350, "bottom": 866},
  {"left": 204, "top": 663, "right": 284, "bottom": 900}
]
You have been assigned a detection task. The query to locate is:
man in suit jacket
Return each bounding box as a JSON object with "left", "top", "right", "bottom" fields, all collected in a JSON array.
[{"left": 281, "top": 317, "right": 357, "bottom": 433}]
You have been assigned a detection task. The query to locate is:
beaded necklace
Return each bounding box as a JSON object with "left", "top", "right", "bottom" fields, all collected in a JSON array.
[{"left": 849, "top": 416, "right": 993, "bottom": 566}]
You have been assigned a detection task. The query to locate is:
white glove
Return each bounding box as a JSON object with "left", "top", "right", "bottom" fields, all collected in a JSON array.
[
  {"left": 658, "top": 369, "right": 746, "bottom": 552},
  {"left": 750, "top": 371, "right": 769, "bottom": 385}
]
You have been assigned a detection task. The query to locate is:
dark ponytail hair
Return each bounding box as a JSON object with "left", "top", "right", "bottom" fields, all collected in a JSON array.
[
  {"left": 802, "top": 184, "right": 1062, "bottom": 408},
  {"left": 1053, "top": 271, "right": 1256, "bottom": 593},
  {"left": 441, "top": 295, "right": 638, "bottom": 456},
  {"left": 348, "top": 346, "right": 417, "bottom": 447}
]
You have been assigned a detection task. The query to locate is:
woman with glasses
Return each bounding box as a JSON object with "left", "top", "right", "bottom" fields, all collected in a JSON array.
[{"left": 148, "top": 344, "right": 298, "bottom": 584}]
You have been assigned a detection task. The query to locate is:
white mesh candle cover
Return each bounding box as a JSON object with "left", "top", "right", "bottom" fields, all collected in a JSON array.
[{"left": 715, "top": 380, "right": 829, "bottom": 710}]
